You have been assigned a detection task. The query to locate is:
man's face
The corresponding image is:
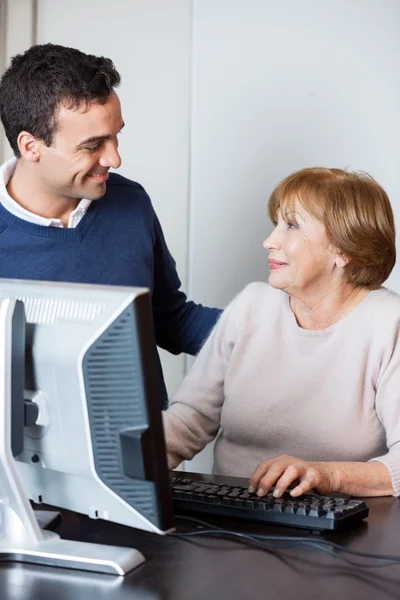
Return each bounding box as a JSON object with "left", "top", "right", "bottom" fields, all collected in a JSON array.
[{"left": 36, "top": 91, "right": 123, "bottom": 202}]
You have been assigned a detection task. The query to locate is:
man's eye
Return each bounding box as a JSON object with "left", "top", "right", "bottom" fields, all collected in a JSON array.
[{"left": 86, "top": 145, "right": 101, "bottom": 152}]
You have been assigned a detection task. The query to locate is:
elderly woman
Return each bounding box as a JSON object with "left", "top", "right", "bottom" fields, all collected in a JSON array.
[{"left": 163, "top": 167, "right": 400, "bottom": 500}]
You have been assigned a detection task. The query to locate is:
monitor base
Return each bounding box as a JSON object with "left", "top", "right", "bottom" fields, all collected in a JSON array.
[{"left": 0, "top": 529, "right": 145, "bottom": 575}]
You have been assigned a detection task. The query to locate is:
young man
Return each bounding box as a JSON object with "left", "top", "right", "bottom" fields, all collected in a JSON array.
[{"left": 0, "top": 43, "right": 221, "bottom": 404}]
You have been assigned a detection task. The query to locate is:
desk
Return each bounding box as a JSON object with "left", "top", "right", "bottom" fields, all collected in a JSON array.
[{"left": 1, "top": 472, "right": 400, "bottom": 600}]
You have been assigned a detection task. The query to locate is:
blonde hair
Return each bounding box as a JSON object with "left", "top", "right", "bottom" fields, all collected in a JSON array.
[{"left": 268, "top": 167, "right": 396, "bottom": 289}]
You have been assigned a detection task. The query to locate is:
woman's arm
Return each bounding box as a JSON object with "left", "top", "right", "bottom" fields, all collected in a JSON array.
[
  {"left": 163, "top": 288, "right": 250, "bottom": 468},
  {"left": 163, "top": 403, "right": 220, "bottom": 469},
  {"left": 366, "top": 325, "right": 400, "bottom": 497},
  {"left": 331, "top": 460, "right": 393, "bottom": 496},
  {"left": 248, "top": 455, "right": 393, "bottom": 498},
  {"left": 162, "top": 316, "right": 228, "bottom": 468}
]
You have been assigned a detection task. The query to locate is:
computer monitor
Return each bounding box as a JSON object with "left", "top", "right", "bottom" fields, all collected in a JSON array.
[{"left": 0, "top": 279, "right": 174, "bottom": 575}]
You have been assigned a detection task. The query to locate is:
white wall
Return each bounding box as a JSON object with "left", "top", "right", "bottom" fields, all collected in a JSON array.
[
  {"left": 189, "top": 0, "right": 400, "bottom": 311},
  {"left": 35, "top": 0, "right": 192, "bottom": 395}
]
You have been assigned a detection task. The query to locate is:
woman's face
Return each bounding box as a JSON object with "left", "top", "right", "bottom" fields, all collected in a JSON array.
[{"left": 263, "top": 200, "right": 342, "bottom": 297}]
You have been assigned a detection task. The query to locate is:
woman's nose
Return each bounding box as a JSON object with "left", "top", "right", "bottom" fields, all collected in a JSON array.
[{"left": 263, "top": 228, "right": 281, "bottom": 251}]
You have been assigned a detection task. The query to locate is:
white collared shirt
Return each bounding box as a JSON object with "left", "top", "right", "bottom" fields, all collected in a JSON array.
[{"left": 0, "top": 158, "right": 91, "bottom": 228}]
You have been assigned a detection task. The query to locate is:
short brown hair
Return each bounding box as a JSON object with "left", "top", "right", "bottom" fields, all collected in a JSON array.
[{"left": 268, "top": 167, "right": 396, "bottom": 289}]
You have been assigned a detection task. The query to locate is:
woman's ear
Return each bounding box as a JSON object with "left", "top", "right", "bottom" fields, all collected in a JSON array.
[
  {"left": 335, "top": 254, "right": 350, "bottom": 268},
  {"left": 329, "top": 244, "right": 349, "bottom": 269}
]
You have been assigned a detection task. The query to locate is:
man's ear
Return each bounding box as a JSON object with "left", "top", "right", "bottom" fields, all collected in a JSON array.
[{"left": 17, "top": 131, "right": 41, "bottom": 162}]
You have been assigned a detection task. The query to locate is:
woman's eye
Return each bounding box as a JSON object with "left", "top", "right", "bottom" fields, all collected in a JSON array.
[{"left": 288, "top": 221, "right": 298, "bottom": 229}]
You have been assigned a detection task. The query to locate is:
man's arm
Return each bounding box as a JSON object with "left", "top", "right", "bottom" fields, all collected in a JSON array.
[{"left": 151, "top": 212, "right": 221, "bottom": 355}]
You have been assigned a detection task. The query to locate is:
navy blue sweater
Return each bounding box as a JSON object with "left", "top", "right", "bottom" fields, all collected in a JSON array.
[{"left": 0, "top": 173, "right": 221, "bottom": 402}]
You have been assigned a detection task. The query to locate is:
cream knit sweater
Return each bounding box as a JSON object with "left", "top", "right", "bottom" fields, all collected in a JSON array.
[{"left": 163, "top": 283, "right": 400, "bottom": 494}]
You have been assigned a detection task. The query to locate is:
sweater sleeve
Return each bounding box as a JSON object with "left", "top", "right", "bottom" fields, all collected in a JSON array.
[
  {"left": 162, "top": 286, "right": 251, "bottom": 468},
  {"left": 151, "top": 211, "right": 222, "bottom": 355},
  {"left": 369, "top": 325, "right": 400, "bottom": 496}
]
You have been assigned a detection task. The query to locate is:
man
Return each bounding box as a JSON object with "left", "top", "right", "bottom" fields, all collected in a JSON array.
[{"left": 0, "top": 43, "right": 221, "bottom": 404}]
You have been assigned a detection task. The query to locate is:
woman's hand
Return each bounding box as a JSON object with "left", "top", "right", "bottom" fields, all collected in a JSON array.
[
  {"left": 249, "top": 456, "right": 394, "bottom": 498},
  {"left": 248, "top": 455, "right": 340, "bottom": 498}
]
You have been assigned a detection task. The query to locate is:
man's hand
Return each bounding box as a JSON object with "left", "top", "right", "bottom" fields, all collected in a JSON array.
[{"left": 248, "top": 454, "right": 340, "bottom": 498}]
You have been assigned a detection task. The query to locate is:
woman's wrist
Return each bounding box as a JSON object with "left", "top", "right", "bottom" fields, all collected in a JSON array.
[
  {"left": 317, "top": 462, "right": 345, "bottom": 494},
  {"left": 326, "top": 461, "right": 393, "bottom": 497}
]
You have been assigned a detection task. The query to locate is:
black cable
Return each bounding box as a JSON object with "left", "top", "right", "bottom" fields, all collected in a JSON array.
[
  {"left": 170, "top": 514, "right": 400, "bottom": 569},
  {"left": 173, "top": 528, "right": 399, "bottom": 568},
  {"left": 174, "top": 530, "right": 400, "bottom": 569}
]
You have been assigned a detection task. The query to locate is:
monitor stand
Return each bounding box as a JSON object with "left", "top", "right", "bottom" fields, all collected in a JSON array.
[{"left": 0, "top": 297, "right": 145, "bottom": 575}]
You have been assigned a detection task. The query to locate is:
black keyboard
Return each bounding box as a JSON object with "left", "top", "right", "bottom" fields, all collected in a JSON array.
[{"left": 170, "top": 475, "right": 369, "bottom": 531}]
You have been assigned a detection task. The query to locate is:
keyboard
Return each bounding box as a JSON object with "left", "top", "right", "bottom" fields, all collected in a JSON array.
[{"left": 170, "top": 475, "right": 369, "bottom": 531}]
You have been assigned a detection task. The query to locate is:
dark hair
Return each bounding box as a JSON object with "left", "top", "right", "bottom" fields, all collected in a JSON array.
[
  {"left": 0, "top": 43, "right": 121, "bottom": 157},
  {"left": 268, "top": 167, "right": 396, "bottom": 289}
]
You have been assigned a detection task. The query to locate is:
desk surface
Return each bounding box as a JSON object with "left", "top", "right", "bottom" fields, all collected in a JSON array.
[{"left": 2, "top": 472, "right": 400, "bottom": 600}]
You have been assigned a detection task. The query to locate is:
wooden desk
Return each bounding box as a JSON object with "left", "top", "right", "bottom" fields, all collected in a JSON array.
[{"left": 1, "top": 473, "right": 400, "bottom": 600}]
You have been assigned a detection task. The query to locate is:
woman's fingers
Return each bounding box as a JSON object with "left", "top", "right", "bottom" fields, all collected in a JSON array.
[
  {"left": 250, "top": 457, "right": 337, "bottom": 498},
  {"left": 288, "top": 469, "right": 317, "bottom": 497},
  {"left": 248, "top": 460, "right": 273, "bottom": 492},
  {"left": 248, "top": 460, "right": 286, "bottom": 495},
  {"left": 273, "top": 464, "right": 304, "bottom": 497},
  {"left": 249, "top": 456, "right": 323, "bottom": 497},
  {"left": 256, "top": 463, "right": 288, "bottom": 496}
]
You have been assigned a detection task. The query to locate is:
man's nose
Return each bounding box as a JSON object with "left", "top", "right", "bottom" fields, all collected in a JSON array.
[{"left": 99, "top": 144, "right": 122, "bottom": 169}]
